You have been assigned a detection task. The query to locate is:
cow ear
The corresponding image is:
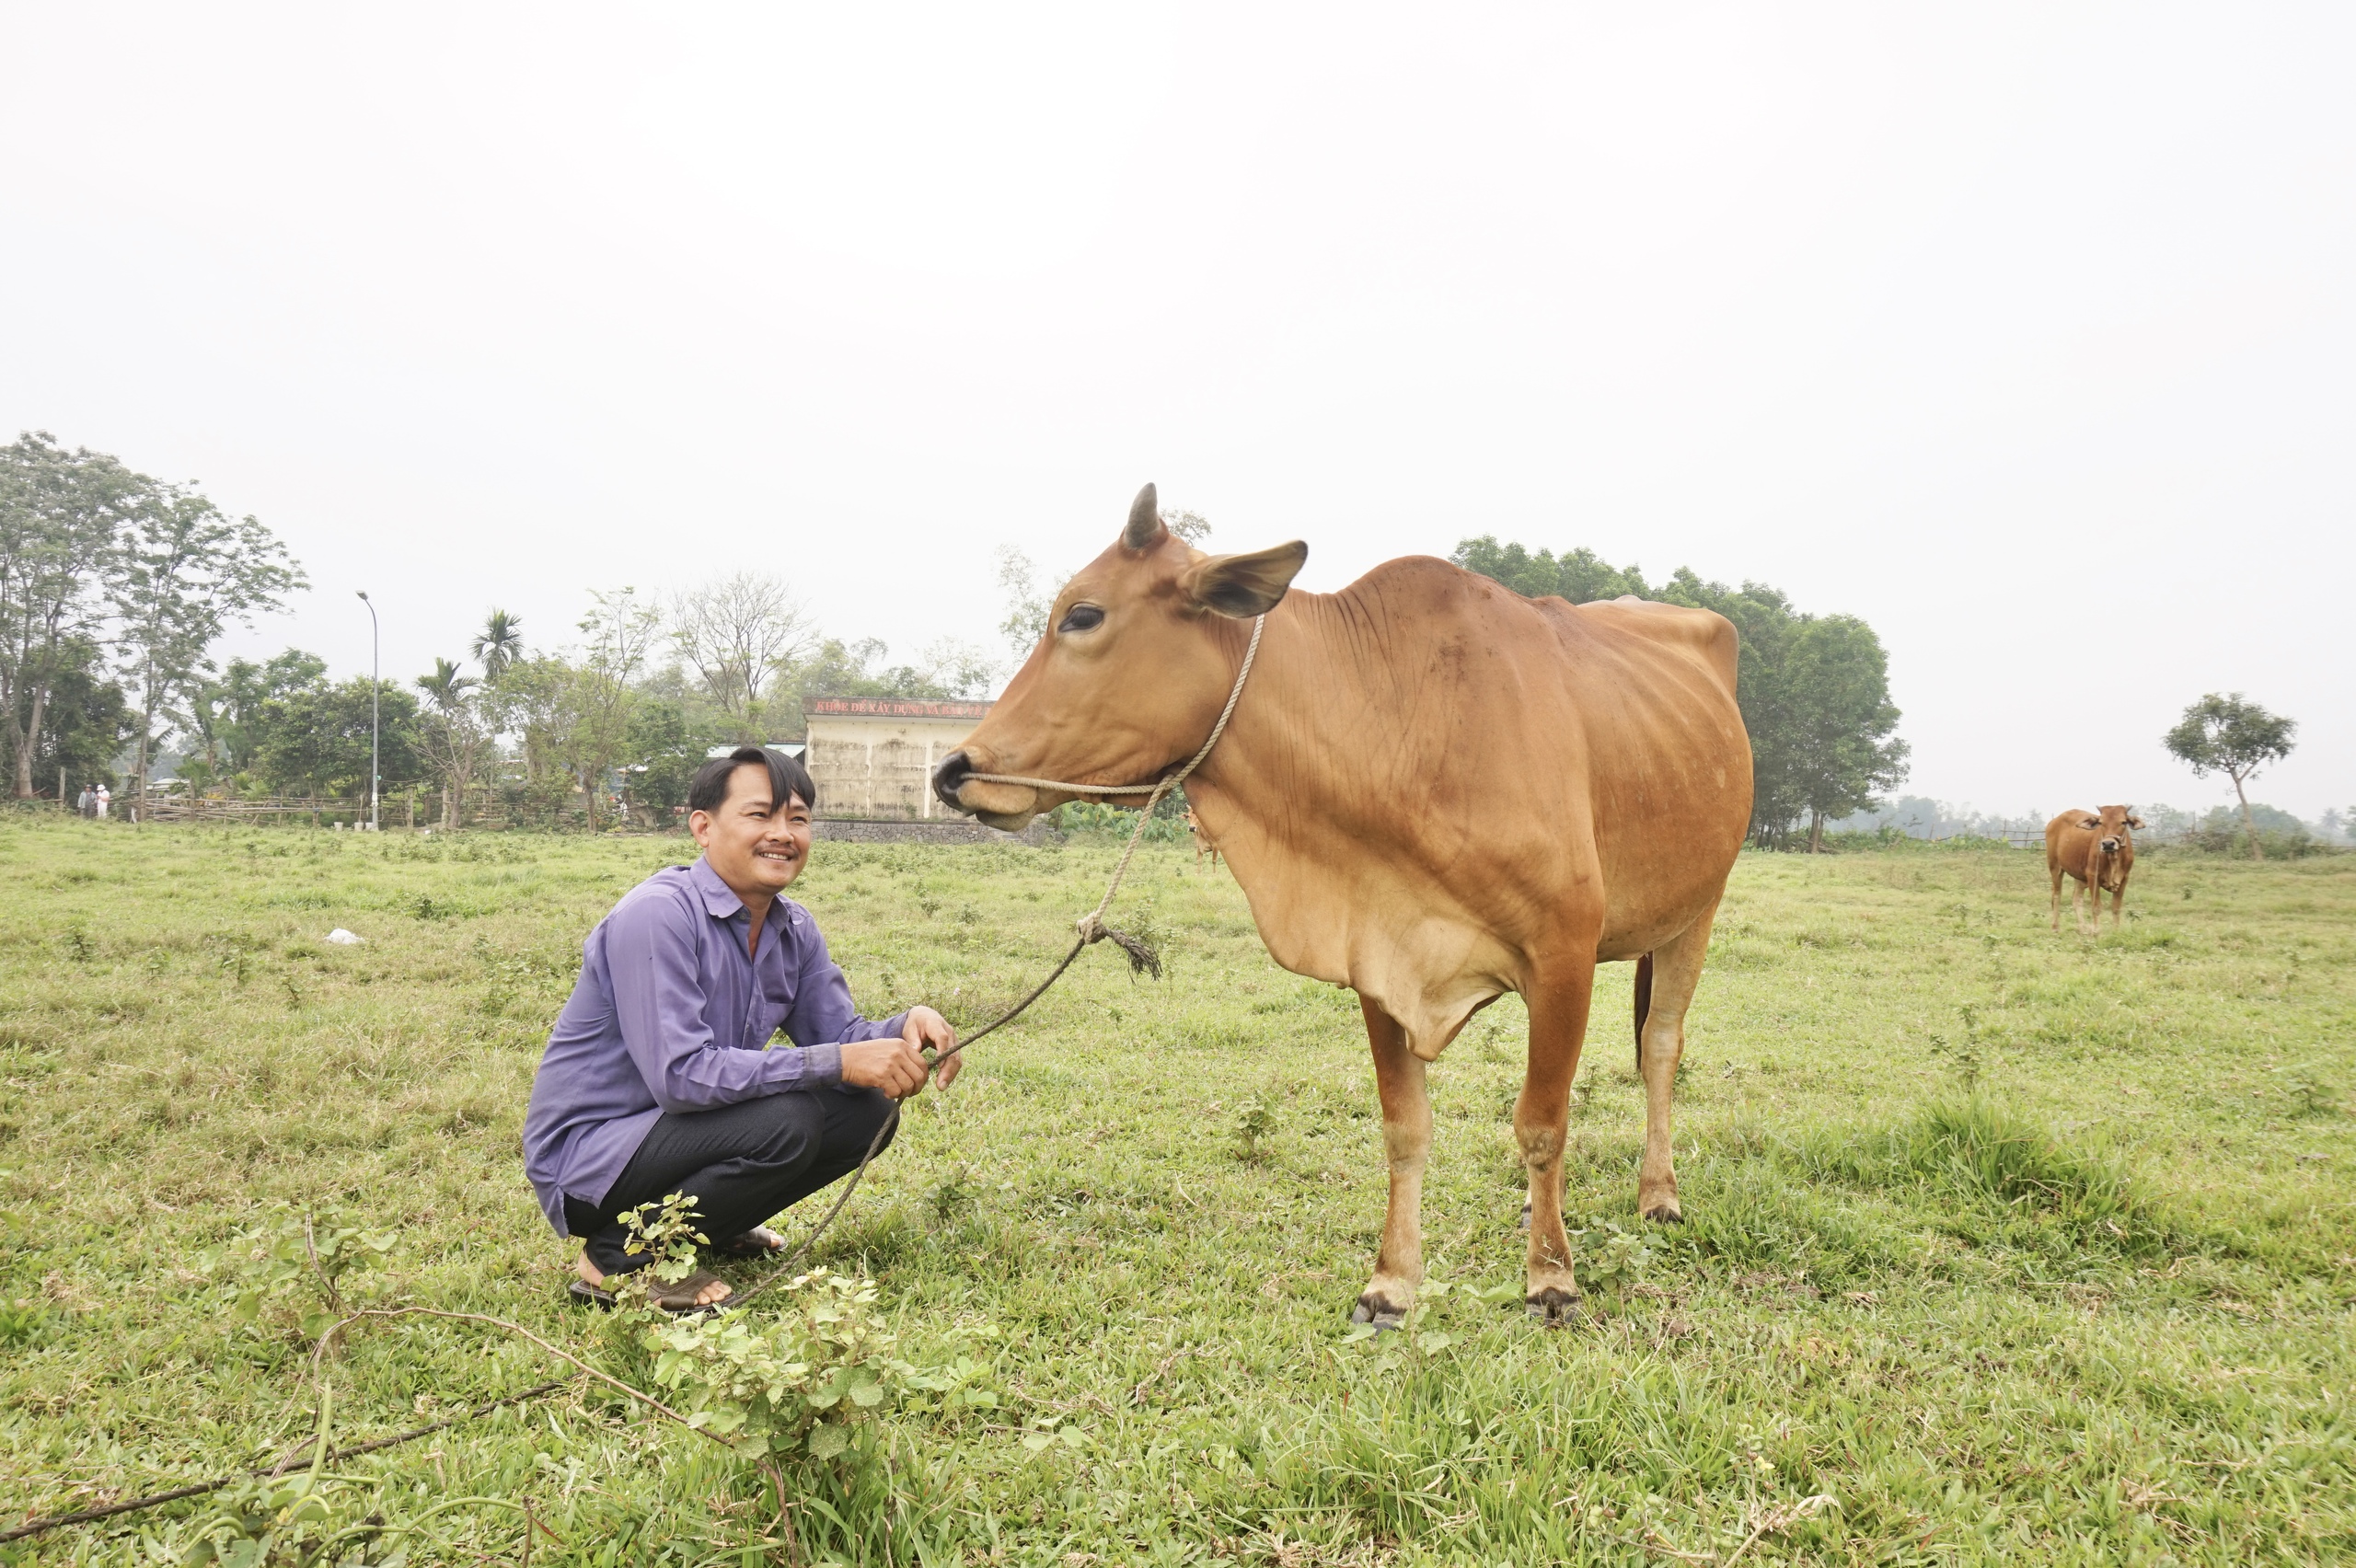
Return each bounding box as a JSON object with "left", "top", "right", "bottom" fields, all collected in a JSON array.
[
  {"left": 1180, "top": 540, "right": 1310, "bottom": 617},
  {"left": 1122, "top": 484, "right": 1166, "bottom": 550},
  {"left": 2077, "top": 815, "right": 2100, "bottom": 830},
  {"left": 2127, "top": 815, "right": 2145, "bottom": 829}
]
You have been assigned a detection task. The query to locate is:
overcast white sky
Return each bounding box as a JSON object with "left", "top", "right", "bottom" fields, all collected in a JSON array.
[{"left": 4, "top": 5, "right": 2350, "bottom": 819}]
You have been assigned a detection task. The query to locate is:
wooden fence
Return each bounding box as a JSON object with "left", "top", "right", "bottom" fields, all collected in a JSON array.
[{"left": 131, "top": 793, "right": 356, "bottom": 824}]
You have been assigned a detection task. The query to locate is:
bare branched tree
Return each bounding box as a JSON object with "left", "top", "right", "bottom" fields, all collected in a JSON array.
[
  {"left": 670, "top": 573, "right": 814, "bottom": 740},
  {"left": 996, "top": 547, "right": 1054, "bottom": 659}
]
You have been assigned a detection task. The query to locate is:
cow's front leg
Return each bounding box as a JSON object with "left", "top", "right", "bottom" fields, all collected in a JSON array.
[
  {"left": 1353, "top": 998, "right": 1430, "bottom": 1331},
  {"left": 1521, "top": 955, "right": 1599, "bottom": 1324}
]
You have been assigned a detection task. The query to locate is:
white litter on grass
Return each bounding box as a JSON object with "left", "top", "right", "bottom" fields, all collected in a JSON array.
[{"left": 326, "top": 928, "right": 365, "bottom": 945}]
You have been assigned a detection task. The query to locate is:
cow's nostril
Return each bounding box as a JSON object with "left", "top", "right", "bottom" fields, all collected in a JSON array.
[{"left": 932, "top": 750, "right": 974, "bottom": 811}]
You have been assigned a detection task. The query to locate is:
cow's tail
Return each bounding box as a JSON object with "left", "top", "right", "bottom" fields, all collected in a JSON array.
[{"left": 1634, "top": 951, "right": 1655, "bottom": 1074}]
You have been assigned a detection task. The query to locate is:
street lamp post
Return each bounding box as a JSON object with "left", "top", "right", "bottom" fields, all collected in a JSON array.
[{"left": 357, "top": 591, "right": 380, "bottom": 832}]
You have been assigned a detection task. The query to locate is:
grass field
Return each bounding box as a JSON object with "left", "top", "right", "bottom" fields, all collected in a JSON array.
[{"left": 1, "top": 816, "right": 2350, "bottom": 1565}]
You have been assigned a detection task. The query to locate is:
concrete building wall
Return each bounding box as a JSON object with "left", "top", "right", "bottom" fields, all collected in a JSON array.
[{"left": 802, "top": 698, "right": 989, "bottom": 820}]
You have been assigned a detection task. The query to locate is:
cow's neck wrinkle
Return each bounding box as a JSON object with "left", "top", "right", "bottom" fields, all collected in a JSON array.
[
  {"left": 1186, "top": 587, "right": 1375, "bottom": 854},
  {"left": 1184, "top": 585, "right": 1465, "bottom": 997}
]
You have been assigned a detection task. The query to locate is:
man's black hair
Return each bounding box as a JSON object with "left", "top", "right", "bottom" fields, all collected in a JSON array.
[{"left": 687, "top": 746, "right": 818, "bottom": 816}]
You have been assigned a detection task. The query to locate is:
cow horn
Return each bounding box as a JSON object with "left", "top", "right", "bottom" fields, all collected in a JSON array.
[{"left": 1123, "top": 483, "right": 1165, "bottom": 550}]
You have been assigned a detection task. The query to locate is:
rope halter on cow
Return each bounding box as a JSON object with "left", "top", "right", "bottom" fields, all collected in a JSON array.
[{"left": 959, "top": 611, "right": 1265, "bottom": 948}]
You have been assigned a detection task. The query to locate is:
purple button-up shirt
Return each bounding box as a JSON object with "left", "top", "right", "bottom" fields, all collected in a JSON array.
[{"left": 522, "top": 858, "right": 907, "bottom": 1235}]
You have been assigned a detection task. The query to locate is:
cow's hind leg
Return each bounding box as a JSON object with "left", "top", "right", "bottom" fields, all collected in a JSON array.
[
  {"left": 1519, "top": 954, "right": 1599, "bottom": 1324},
  {"left": 1352, "top": 998, "right": 1430, "bottom": 1331},
  {"left": 1636, "top": 899, "right": 1722, "bottom": 1224}
]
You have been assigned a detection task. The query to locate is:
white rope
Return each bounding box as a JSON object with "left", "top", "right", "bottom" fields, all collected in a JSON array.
[{"left": 964, "top": 613, "right": 1265, "bottom": 940}]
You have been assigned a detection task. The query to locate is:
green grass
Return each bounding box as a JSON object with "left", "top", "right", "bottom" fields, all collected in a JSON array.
[{"left": 2, "top": 818, "right": 2351, "bottom": 1564}]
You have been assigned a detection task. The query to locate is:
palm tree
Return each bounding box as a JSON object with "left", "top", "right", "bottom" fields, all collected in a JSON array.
[
  {"left": 415, "top": 656, "right": 487, "bottom": 829},
  {"left": 416, "top": 656, "right": 479, "bottom": 715},
  {"left": 472, "top": 610, "right": 525, "bottom": 683}
]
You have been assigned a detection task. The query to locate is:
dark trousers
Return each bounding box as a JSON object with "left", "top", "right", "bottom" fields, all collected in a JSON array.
[{"left": 563, "top": 1087, "right": 896, "bottom": 1277}]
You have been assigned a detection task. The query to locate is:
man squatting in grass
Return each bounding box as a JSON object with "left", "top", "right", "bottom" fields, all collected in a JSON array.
[{"left": 523, "top": 746, "right": 959, "bottom": 1313}]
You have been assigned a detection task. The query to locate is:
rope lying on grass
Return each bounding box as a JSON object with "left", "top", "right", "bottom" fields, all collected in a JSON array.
[
  {"left": 1, "top": 1380, "right": 569, "bottom": 1543},
  {"left": 11, "top": 613, "right": 1269, "bottom": 1542}
]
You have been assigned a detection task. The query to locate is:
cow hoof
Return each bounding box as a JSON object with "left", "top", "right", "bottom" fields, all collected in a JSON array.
[
  {"left": 1349, "top": 1298, "right": 1404, "bottom": 1333},
  {"left": 1525, "top": 1286, "right": 1582, "bottom": 1327},
  {"left": 1641, "top": 1203, "right": 1684, "bottom": 1224}
]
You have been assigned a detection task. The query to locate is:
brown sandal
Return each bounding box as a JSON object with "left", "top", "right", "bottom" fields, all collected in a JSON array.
[
  {"left": 569, "top": 1269, "right": 733, "bottom": 1317},
  {"left": 648, "top": 1270, "right": 734, "bottom": 1317}
]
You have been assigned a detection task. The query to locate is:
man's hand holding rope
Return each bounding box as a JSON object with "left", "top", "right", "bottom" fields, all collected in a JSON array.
[{"left": 839, "top": 1005, "right": 959, "bottom": 1099}]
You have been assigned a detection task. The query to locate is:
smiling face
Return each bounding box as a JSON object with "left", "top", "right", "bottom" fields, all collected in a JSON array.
[{"left": 690, "top": 763, "right": 813, "bottom": 903}]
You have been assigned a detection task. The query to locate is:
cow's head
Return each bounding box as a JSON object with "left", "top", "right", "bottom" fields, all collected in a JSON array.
[
  {"left": 2075, "top": 804, "right": 2144, "bottom": 855},
  {"left": 932, "top": 484, "right": 1308, "bottom": 830}
]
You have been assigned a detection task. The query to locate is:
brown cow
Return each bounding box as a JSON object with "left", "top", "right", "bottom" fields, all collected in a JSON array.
[
  {"left": 933, "top": 486, "right": 1751, "bottom": 1326},
  {"left": 1184, "top": 805, "right": 1221, "bottom": 870},
  {"left": 2048, "top": 805, "right": 2142, "bottom": 934}
]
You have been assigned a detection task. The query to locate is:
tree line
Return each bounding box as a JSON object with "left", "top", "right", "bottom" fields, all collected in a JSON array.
[
  {"left": 4, "top": 430, "right": 1007, "bottom": 829},
  {"left": 13, "top": 432, "right": 2315, "bottom": 848},
  {"left": 1450, "top": 536, "right": 1909, "bottom": 850},
  {"left": 176, "top": 578, "right": 999, "bottom": 830}
]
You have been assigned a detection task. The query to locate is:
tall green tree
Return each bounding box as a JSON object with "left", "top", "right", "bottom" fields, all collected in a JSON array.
[
  {"left": 624, "top": 697, "right": 713, "bottom": 828},
  {"left": 110, "top": 482, "right": 306, "bottom": 806},
  {"left": 1781, "top": 616, "right": 1910, "bottom": 851},
  {"left": 2164, "top": 693, "right": 2297, "bottom": 861},
  {"left": 0, "top": 433, "right": 145, "bottom": 798},
  {"left": 252, "top": 679, "right": 423, "bottom": 799},
  {"left": 185, "top": 649, "right": 328, "bottom": 777},
  {"left": 10, "top": 636, "right": 132, "bottom": 798}
]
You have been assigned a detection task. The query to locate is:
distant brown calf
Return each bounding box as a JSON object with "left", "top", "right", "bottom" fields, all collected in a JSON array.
[
  {"left": 2047, "top": 805, "right": 2143, "bottom": 933},
  {"left": 1184, "top": 805, "right": 1221, "bottom": 870}
]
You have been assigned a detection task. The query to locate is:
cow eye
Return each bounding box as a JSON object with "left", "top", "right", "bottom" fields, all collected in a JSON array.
[{"left": 1057, "top": 604, "right": 1105, "bottom": 634}]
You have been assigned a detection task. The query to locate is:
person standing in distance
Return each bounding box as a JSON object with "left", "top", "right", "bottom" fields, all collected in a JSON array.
[{"left": 524, "top": 746, "right": 957, "bottom": 1312}]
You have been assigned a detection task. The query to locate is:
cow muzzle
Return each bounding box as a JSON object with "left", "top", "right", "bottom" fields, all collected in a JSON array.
[
  {"left": 2099, "top": 837, "right": 2121, "bottom": 853},
  {"left": 930, "top": 750, "right": 974, "bottom": 809},
  {"left": 931, "top": 749, "right": 1042, "bottom": 828}
]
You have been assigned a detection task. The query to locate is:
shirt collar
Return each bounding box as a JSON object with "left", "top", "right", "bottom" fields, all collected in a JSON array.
[{"left": 686, "top": 856, "right": 796, "bottom": 931}]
